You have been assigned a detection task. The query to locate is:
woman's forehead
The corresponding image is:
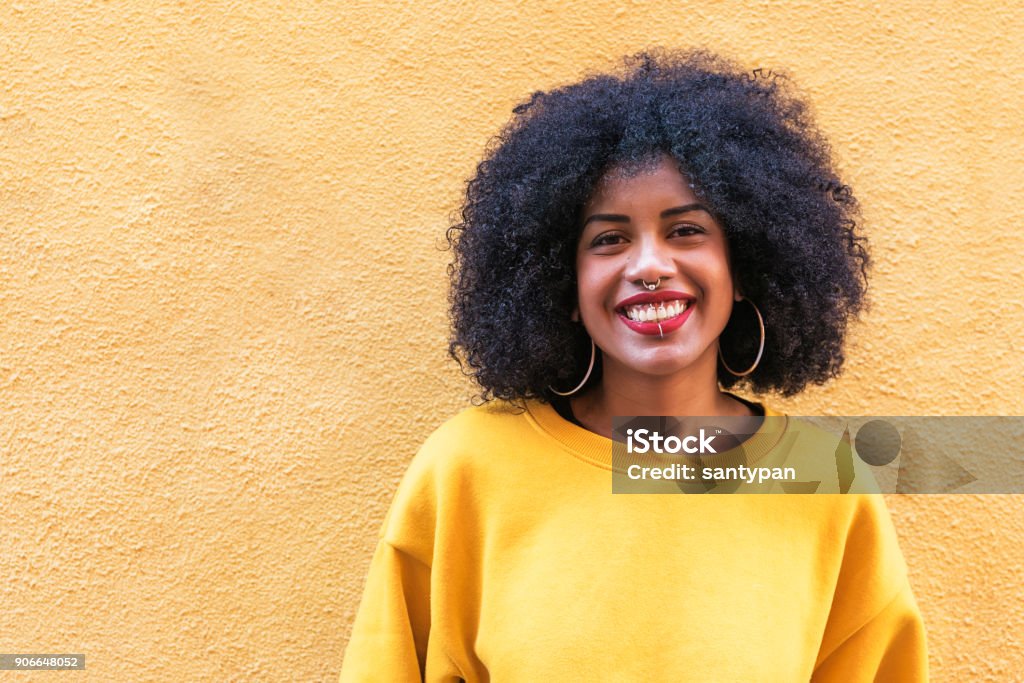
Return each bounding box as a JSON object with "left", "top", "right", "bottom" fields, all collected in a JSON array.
[
  {"left": 596, "top": 152, "right": 678, "bottom": 182},
  {"left": 585, "top": 156, "right": 699, "bottom": 208}
]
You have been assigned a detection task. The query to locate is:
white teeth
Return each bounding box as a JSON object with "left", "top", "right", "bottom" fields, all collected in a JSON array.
[{"left": 623, "top": 300, "right": 690, "bottom": 322}]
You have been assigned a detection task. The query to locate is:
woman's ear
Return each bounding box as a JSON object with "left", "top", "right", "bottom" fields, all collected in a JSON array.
[{"left": 732, "top": 278, "right": 744, "bottom": 302}]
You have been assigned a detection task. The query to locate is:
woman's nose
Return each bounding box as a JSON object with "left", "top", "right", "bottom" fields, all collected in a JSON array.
[{"left": 624, "top": 236, "right": 675, "bottom": 285}]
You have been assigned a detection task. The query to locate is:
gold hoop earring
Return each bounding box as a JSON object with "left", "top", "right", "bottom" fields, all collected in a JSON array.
[
  {"left": 718, "top": 298, "right": 765, "bottom": 377},
  {"left": 549, "top": 338, "right": 596, "bottom": 396}
]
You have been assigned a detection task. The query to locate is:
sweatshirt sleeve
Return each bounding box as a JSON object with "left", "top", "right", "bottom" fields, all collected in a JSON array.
[
  {"left": 339, "top": 537, "right": 463, "bottom": 682},
  {"left": 811, "top": 580, "right": 928, "bottom": 681},
  {"left": 810, "top": 493, "right": 929, "bottom": 682},
  {"left": 340, "top": 412, "right": 477, "bottom": 682}
]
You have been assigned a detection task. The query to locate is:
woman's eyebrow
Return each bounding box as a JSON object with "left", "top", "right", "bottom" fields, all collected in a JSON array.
[{"left": 581, "top": 203, "right": 714, "bottom": 228}]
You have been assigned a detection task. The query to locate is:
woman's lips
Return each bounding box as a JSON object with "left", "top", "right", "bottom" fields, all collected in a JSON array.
[
  {"left": 618, "top": 303, "right": 694, "bottom": 335},
  {"left": 616, "top": 290, "right": 695, "bottom": 308}
]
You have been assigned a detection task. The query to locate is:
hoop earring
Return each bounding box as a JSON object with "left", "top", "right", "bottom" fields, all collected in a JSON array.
[
  {"left": 718, "top": 298, "right": 765, "bottom": 377},
  {"left": 549, "top": 338, "right": 596, "bottom": 396}
]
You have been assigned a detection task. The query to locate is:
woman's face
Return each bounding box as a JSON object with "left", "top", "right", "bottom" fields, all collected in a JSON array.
[{"left": 575, "top": 155, "right": 739, "bottom": 384}]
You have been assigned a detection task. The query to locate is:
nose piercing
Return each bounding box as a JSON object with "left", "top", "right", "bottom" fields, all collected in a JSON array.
[{"left": 642, "top": 279, "right": 661, "bottom": 291}]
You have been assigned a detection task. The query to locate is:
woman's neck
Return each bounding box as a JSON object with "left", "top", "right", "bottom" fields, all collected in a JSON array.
[{"left": 569, "top": 361, "right": 754, "bottom": 439}]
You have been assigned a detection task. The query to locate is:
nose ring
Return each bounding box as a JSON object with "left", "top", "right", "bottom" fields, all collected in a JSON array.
[{"left": 642, "top": 278, "right": 661, "bottom": 291}]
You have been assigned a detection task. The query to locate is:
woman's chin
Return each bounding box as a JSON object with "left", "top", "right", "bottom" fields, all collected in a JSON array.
[{"left": 603, "top": 348, "right": 713, "bottom": 381}]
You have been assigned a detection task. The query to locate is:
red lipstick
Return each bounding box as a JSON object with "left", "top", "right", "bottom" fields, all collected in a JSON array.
[
  {"left": 616, "top": 290, "right": 696, "bottom": 308},
  {"left": 618, "top": 305, "right": 694, "bottom": 336},
  {"left": 615, "top": 290, "right": 696, "bottom": 337}
]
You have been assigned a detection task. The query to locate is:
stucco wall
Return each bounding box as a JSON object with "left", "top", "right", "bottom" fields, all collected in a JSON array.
[{"left": 1, "top": 1, "right": 1022, "bottom": 680}]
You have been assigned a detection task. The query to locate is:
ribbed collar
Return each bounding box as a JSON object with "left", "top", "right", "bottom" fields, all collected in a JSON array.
[{"left": 525, "top": 398, "right": 788, "bottom": 472}]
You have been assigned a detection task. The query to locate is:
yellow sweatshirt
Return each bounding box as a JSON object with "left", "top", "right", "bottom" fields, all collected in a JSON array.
[{"left": 340, "top": 400, "right": 928, "bottom": 682}]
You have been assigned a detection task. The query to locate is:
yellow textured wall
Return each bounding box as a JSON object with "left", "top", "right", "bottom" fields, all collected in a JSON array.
[{"left": 2, "top": 2, "right": 1022, "bottom": 680}]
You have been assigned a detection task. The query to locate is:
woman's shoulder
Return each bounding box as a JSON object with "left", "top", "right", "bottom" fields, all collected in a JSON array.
[
  {"left": 376, "top": 400, "right": 545, "bottom": 557},
  {"left": 389, "top": 399, "right": 544, "bottom": 496},
  {"left": 434, "top": 398, "right": 534, "bottom": 433},
  {"left": 416, "top": 399, "right": 538, "bottom": 458}
]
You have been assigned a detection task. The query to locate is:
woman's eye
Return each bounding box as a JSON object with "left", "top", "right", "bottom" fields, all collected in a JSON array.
[
  {"left": 591, "top": 234, "right": 624, "bottom": 247},
  {"left": 671, "top": 225, "right": 704, "bottom": 237}
]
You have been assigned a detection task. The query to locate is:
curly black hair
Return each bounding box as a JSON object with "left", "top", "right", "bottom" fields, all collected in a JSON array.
[{"left": 446, "top": 48, "right": 869, "bottom": 403}]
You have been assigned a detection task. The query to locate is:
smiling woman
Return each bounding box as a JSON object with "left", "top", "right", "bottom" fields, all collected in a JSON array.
[
  {"left": 571, "top": 156, "right": 746, "bottom": 430},
  {"left": 340, "top": 48, "right": 928, "bottom": 682}
]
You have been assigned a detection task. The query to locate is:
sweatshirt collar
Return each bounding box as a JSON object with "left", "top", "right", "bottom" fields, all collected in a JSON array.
[{"left": 525, "top": 398, "right": 787, "bottom": 472}]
